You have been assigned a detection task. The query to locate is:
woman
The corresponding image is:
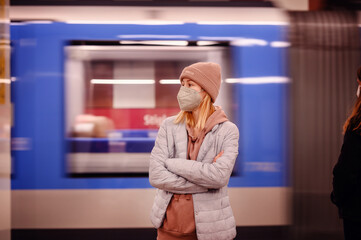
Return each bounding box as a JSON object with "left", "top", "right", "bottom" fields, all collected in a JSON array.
[
  {"left": 331, "top": 67, "right": 361, "bottom": 240},
  {"left": 149, "top": 62, "right": 239, "bottom": 240}
]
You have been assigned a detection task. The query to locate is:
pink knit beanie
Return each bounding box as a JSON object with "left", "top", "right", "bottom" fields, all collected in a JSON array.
[{"left": 179, "top": 62, "right": 221, "bottom": 102}]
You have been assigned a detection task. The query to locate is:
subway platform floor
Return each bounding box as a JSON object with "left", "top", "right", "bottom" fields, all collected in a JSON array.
[{"left": 12, "top": 227, "right": 343, "bottom": 240}]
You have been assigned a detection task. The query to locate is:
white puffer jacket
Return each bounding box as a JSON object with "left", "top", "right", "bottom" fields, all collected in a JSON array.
[{"left": 149, "top": 116, "right": 239, "bottom": 240}]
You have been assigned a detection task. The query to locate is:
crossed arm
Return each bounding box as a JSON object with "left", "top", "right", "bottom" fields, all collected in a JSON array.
[
  {"left": 149, "top": 121, "right": 239, "bottom": 193},
  {"left": 149, "top": 122, "right": 208, "bottom": 194},
  {"left": 165, "top": 124, "right": 239, "bottom": 189}
]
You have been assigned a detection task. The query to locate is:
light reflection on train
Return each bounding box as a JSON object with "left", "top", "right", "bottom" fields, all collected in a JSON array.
[{"left": 10, "top": 9, "right": 291, "bottom": 233}]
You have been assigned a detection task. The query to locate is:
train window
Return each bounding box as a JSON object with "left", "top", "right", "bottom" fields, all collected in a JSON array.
[{"left": 65, "top": 43, "right": 232, "bottom": 175}]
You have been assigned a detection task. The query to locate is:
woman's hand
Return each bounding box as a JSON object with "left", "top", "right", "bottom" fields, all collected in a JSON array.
[{"left": 213, "top": 150, "right": 224, "bottom": 163}]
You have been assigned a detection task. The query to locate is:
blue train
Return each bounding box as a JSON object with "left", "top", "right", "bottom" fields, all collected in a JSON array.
[{"left": 10, "top": 7, "right": 291, "bottom": 239}]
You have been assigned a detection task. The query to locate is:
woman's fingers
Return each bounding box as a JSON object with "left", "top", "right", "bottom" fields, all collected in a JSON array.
[
  {"left": 217, "top": 150, "right": 224, "bottom": 158},
  {"left": 213, "top": 150, "right": 224, "bottom": 162}
]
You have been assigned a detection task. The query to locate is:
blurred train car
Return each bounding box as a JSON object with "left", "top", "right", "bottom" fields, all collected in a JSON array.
[{"left": 10, "top": 6, "right": 291, "bottom": 239}]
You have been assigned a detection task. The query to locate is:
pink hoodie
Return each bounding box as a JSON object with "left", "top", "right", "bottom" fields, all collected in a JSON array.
[{"left": 186, "top": 106, "right": 228, "bottom": 161}]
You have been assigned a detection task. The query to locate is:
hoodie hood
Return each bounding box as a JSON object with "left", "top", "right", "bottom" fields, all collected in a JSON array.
[{"left": 186, "top": 106, "right": 228, "bottom": 160}]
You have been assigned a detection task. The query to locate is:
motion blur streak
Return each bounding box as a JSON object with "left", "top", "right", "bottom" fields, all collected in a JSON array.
[
  {"left": 289, "top": 11, "right": 360, "bottom": 240},
  {"left": 0, "top": 0, "right": 11, "bottom": 239}
]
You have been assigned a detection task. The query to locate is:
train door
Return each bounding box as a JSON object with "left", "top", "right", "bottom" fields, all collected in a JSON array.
[{"left": 64, "top": 41, "right": 232, "bottom": 175}]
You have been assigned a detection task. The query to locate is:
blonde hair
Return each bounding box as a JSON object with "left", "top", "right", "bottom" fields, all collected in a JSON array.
[
  {"left": 343, "top": 97, "right": 361, "bottom": 133},
  {"left": 343, "top": 66, "right": 361, "bottom": 134},
  {"left": 174, "top": 93, "right": 215, "bottom": 130}
]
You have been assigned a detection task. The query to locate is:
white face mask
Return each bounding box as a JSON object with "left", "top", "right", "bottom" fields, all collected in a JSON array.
[
  {"left": 357, "top": 85, "right": 360, "bottom": 98},
  {"left": 177, "top": 86, "right": 202, "bottom": 112}
]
